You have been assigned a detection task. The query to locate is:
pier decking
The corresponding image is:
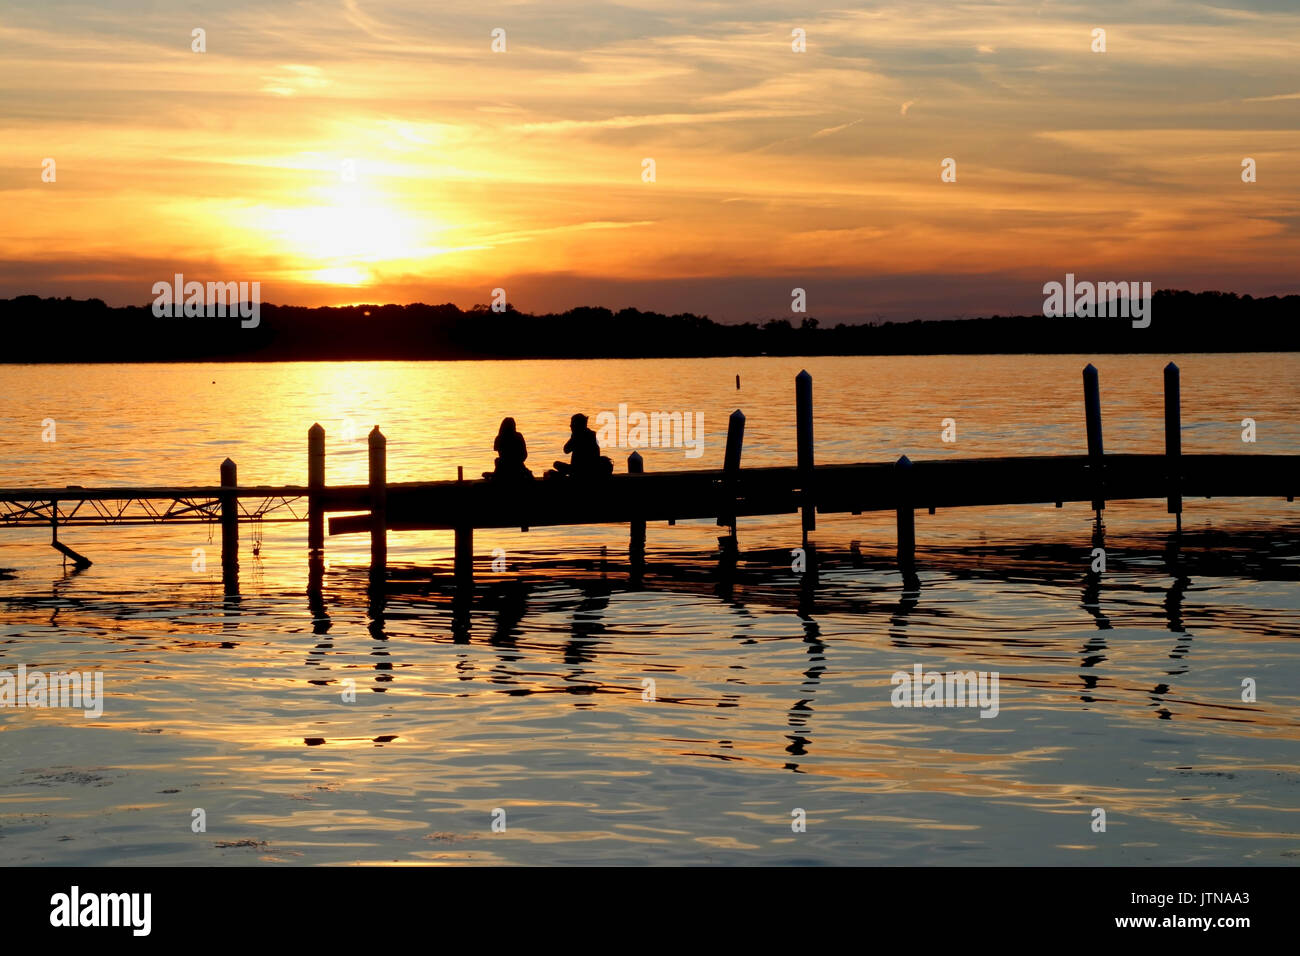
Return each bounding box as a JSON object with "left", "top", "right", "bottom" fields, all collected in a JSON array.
[{"left": 1, "top": 364, "right": 1295, "bottom": 591}]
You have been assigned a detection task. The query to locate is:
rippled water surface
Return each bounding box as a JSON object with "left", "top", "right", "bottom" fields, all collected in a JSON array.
[{"left": 0, "top": 354, "right": 1297, "bottom": 865}]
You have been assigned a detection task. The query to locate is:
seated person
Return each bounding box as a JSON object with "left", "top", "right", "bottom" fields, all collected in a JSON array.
[
  {"left": 483, "top": 417, "right": 533, "bottom": 480},
  {"left": 550, "top": 413, "right": 613, "bottom": 478}
]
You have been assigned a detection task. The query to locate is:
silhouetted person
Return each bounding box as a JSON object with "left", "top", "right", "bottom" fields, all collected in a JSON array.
[
  {"left": 549, "top": 413, "right": 612, "bottom": 479},
  {"left": 484, "top": 417, "right": 533, "bottom": 480}
]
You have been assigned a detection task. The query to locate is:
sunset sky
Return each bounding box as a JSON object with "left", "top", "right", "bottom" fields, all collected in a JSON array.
[{"left": 2, "top": 0, "right": 1297, "bottom": 321}]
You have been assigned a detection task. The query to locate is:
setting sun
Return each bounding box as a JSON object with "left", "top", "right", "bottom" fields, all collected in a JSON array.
[{"left": 249, "top": 178, "right": 434, "bottom": 285}]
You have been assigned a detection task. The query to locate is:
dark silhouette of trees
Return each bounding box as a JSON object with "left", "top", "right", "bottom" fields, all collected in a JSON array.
[{"left": 0, "top": 289, "right": 1295, "bottom": 362}]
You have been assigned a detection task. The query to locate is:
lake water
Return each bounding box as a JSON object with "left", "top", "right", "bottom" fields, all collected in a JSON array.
[{"left": 1, "top": 354, "right": 1297, "bottom": 865}]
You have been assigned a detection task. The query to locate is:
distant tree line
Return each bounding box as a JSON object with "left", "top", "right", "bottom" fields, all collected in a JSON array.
[{"left": 0, "top": 289, "right": 1295, "bottom": 362}]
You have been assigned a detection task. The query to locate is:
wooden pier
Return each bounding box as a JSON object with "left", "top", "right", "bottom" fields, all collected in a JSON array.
[{"left": 1, "top": 364, "right": 1295, "bottom": 594}]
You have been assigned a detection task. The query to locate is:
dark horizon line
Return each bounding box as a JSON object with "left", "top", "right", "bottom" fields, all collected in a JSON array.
[
  {"left": 2, "top": 288, "right": 1297, "bottom": 362},
  {"left": 5, "top": 284, "right": 1299, "bottom": 326}
]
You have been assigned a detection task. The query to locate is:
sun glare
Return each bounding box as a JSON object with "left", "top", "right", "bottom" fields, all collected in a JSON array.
[
  {"left": 308, "top": 266, "right": 372, "bottom": 286},
  {"left": 252, "top": 180, "right": 435, "bottom": 285}
]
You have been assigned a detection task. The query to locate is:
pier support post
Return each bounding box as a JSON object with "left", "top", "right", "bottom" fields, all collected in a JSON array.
[
  {"left": 49, "top": 501, "right": 93, "bottom": 568},
  {"left": 368, "top": 427, "right": 386, "bottom": 577},
  {"left": 628, "top": 451, "right": 645, "bottom": 573},
  {"left": 1082, "top": 364, "right": 1105, "bottom": 514},
  {"left": 796, "top": 370, "right": 816, "bottom": 541},
  {"left": 718, "top": 409, "right": 745, "bottom": 557},
  {"left": 454, "top": 524, "right": 474, "bottom": 590},
  {"left": 723, "top": 409, "right": 745, "bottom": 476},
  {"left": 308, "top": 423, "right": 325, "bottom": 552},
  {"left": 220, "top": 458, "right": 239, "bottom": 595},
  {"left": 1163, "top": 362, "right": 1182, "bottom": 529},
  {"left": 895, "top": 455, "right": 915, "bottom": 573}
]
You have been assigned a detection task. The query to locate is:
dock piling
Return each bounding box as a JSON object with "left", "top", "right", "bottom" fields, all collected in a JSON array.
[
  {"left": 628, "top": 451, "right": 645, "bottom": 571},
  {"left": 368, "top": 427, "right": 387, "bottom": 575},
  {"left": 49, "top": 502, "right": 92, "bottom": 568},
  {"left": 220, "top": 458, "right": 238, "bottom": 595},
  {"left": 1164, "top": 362, "right": 1182, "bottom": 528},
  {"left": 796, "top": 370, "right": 816, "bottom": 538},
  {"left": 454, "top": 525, "right": 474, "bottom": 589},
  {"left": 723, "top": 409, "right": 745, "bottom": 475},
  {"left": 308, "top": 423, "right": 325, "bottom": 552},
  {"left": 8, "top": 389, "right": 1299, "bottom": 588},
  {"left": 718, "top": 409, "right": 745, "bottom": 555},
  {"left": 1083, "top": 364, "right": 1105, "bottom": 513},
  {"left": 895, "top": 455, "right": 916, "bottom": 572}
]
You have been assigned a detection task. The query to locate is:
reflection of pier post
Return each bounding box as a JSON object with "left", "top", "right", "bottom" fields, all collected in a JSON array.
[
  {"left": 798, "top": 562, "right": 818, "bottom": 615},
  {"left": 307, "top": 551, "right": 329, "bottom": 632},
  {"left": 451, "top": 598, "right": 472, "bottom": 642},
  {"left": 1078, "top": 634, "right": 1108, "bottom": 702},
  {"left": 783, "top": 618, "right": 827, "bottom": 767},
  {"left": 888, "top": 569, "right": 921, "bottom": 643},
  {"left": 1081, "top": 520, "right": 1111, "bottom": 630},
  {"left": 1163, "top": 560, "right": 1190, "bottom": 635},
  {"left": 220, "top": 457, "right": 239, "bottom": 596}
]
